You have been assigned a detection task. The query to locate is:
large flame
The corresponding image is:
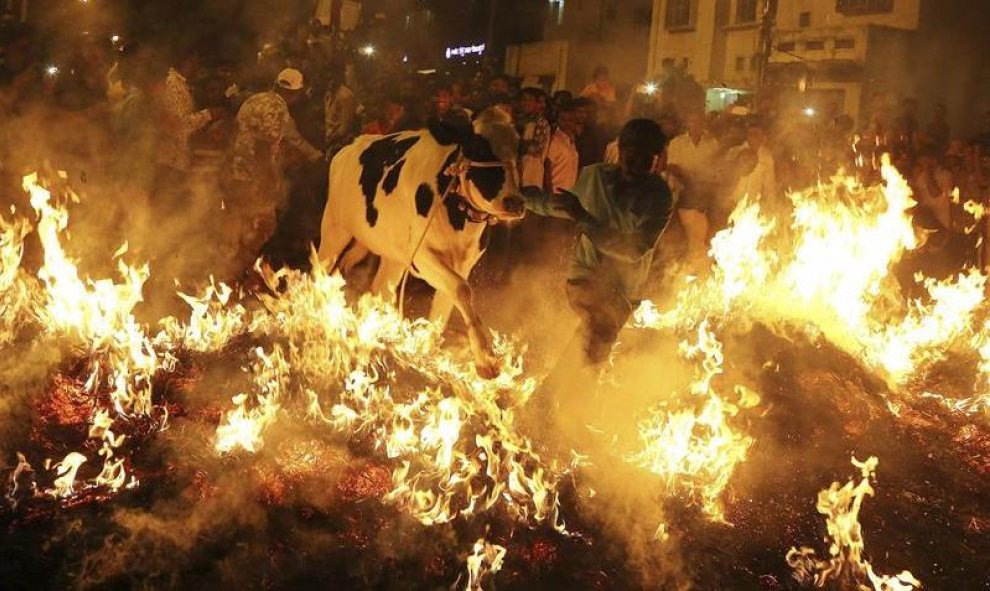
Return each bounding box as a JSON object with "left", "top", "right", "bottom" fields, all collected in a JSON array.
[
  {"left": 626, "top": 320, "right": 757, "bottom": 521},
  {"left": 637, "top": 156, "right": 990, "bottom": 406}
]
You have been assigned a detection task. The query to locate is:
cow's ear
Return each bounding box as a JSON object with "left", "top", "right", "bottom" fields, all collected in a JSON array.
[{"left": 427, "top": 113, "right": 473, "bottom": 147}]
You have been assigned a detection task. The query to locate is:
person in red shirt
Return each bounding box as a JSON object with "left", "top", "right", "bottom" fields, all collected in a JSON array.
[{"left": 363, "top": 96, "right": 408, "bottom": 135}]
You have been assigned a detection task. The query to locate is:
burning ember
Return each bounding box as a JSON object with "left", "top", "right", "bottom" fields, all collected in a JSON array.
[{"left": 1, "top": 165, "right": 988, "bottom": 588}]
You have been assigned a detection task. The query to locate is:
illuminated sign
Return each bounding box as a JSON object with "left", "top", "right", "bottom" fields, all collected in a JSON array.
[{"left": 445, "top": 43, "right": 486, "bottom": 60}]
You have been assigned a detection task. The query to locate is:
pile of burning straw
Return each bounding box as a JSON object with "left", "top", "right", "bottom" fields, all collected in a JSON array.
[{"left": 1, "top": 160, "right": 988, "bottom": 589}]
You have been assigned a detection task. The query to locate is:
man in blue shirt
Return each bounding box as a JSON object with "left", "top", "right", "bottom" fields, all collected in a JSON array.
[{"left": 526, "top": 118, "right": 674, "bottom": 366}]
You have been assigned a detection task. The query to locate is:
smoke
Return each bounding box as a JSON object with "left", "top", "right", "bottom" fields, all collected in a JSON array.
[
  {"left": 0, "top": 339, "right": 66, "bottom": 462},
  {"left": 467, "top": 217, "right": 719, "bottom": 588}
]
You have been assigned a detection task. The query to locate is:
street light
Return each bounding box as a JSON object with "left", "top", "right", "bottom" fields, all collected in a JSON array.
[
  {"left": 45, "top": 65, "right": 60, "bottom": 78},
  {"left": 643, "top": 82, "right": 658, "bottom": 95},
  {"left": 361, "top": 45, "right": 376, "bottom": 57},
  {"left": 803, "top": 107, "right": 817, "bottom": 117}
]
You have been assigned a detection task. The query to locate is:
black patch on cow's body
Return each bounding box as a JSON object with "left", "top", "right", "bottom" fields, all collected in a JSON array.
[
  {"left": 415, "top": 184, "right": 434, "bottom": 217},
  {"left": 382, "top": 158, "right": 405, "bottom": 195},
  {"left": 464, "top": 137, "right": 506, "bottom": 202},
  {"left": 427, "top": 112, "right": 473, "bottom": 146},
  {"left": 435, "top": 150, "right": 467, "bottom": 230},
  {"left": 358, "top": 135, "right": 420, "bottom": 226},
  {"left": 445, "top": 198, "right": 468, "bottom": 231}
]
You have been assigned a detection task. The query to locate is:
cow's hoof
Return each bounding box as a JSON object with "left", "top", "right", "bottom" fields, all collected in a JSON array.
[{"left": 475, "top": 356, "right": 500, "bottom": 380}]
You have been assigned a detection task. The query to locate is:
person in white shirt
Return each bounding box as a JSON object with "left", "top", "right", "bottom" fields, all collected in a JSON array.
[
  {"left": 544, "top": 101, "right": 581, "bottom": 192},
  {"left": 517, "top": 87, "right": 553, "bottom": 188},
  {"left": 726, "top": 118, "right": 777, "bottom": 206},
  {"left": 667, "top": 112, "right": 723, "bottom": 260},
  {"left": 579, "top": 65, "right": 617, "bottom": 112},
  {"left": 324, "top": 64, "right": 358, "bottom": 157}
]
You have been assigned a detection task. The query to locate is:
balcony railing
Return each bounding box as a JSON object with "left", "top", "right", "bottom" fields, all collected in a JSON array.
[{"left": 835, "top": 0, "right": 894, "bottom": 16}]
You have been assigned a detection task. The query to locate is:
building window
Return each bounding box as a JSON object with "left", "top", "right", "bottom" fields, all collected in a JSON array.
[
  {"left": 834, "top": 38, "right": 856, "bottom": 49},
  {"left": 805, "top": 40, "right": 825, "bottom": 50},
  {"left": 777, "top": 41, "right": 796, "bottom": 52},
  {"left": 661, "top": 57, "right": 676, "bottom": 68},
  {"left": 665, "top": 0, "right": 692, "bottom": 28},
  {"left": 799, "top": 11, "right": 811, "bottom": 27},
  {"left": 835, "top": 0, "right": 894, "bottom": 15},
  {"left": 681, "top": 57, "right": 690, "bottom": 69},
  {"left": 735, "top": 56, "right": 746, "bottom": 71},
  {"left": 736, "top": 0, "right": 758, "bottom": 23},
  {"left": 549, "top": 0, "right": 565, "bottom": 25}
]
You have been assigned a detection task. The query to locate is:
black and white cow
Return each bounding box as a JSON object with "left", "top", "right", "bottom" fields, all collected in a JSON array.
[{"left": 319, "top": 108, "right": 526, "bottom": 378}]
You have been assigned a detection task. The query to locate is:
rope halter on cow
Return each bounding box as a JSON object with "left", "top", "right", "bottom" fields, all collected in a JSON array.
[
  {"left": 443, "top": 153, "right": 518, "bottom": 226},
  {"left": 396, "top": 151, "right": 517, "bottom": 319}
]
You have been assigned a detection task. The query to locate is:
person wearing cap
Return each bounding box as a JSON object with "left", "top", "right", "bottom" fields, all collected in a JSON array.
[
  {"left": 524, "top": 118, "right": 674, "bottom": 366},
  {"left": 228, "top": 67, "right": 323, "bottom": 281}
]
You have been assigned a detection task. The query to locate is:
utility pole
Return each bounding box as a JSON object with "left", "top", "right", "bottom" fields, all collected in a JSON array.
[
  {"left": 755, "top": 0, "right": 779, "bottom": 96},
  {"left": 487, "top": 0, "right": 500, "bottom": 49}
]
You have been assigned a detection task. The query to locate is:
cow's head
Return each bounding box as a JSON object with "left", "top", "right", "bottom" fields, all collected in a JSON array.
[{"left": 454, "top": 108, "right": 526, "bottom": 222}]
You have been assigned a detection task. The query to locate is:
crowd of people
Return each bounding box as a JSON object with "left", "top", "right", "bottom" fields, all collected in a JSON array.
[{"left": 2, "top": 16, "right": 989, "bottom": 312}]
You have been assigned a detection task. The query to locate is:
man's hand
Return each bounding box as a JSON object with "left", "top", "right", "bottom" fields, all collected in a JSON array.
[{"left": 552, "top": 191, "right": 591, "bottom": 222}]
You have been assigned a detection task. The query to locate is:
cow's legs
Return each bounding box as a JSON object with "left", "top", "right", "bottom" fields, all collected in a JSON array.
[
  {"left": 371, "top": 257, "right": 406, "bottom": 297},
  {"left": 430, "top": 250, "right": 483, "bottom": 331},
  {"left": 414, "top": 250, "right": 498, "bottom": 379},
  {"left": 338, "top": 243, "right": 370, "bottom": 275},
  {"left": 428, "top": 292, "right": 455, "bottom": 330},
  {"left": 318, "top": 222, "right": 353, "bottom": 273}
]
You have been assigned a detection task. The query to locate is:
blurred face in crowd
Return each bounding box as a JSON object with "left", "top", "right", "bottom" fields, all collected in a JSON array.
[
  {"left": 576, "top": 102, "right": 597, "bottom": 126},
  {"left": 280, "top": 87, "right": 304, "bottom": 105},
  {"left": 434, "top": 88, "right": 452, "bottom": 115},
  {"left": 659, "top": 116, "right": 680, "bottom": 139},
  {"left": 618, "top": 144, "right": 658, "bottom": 180},
  {"left": 558, "top": 109, "right": 582, "bottom": 138},
  {"left": 685, "top": 113, "right": 705, "bottom": 139},
  {"left": 536, "top": 93, "right": 547, "bottom": 115},
  {"left": 489, "top": 77, "right": 509, "bottom": 95},
  {"left": 518, "top": 92, "right": 540, "bottom": 117},
  {"left": 384, "top": 100, "right": 404, "bottom": 123}
]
